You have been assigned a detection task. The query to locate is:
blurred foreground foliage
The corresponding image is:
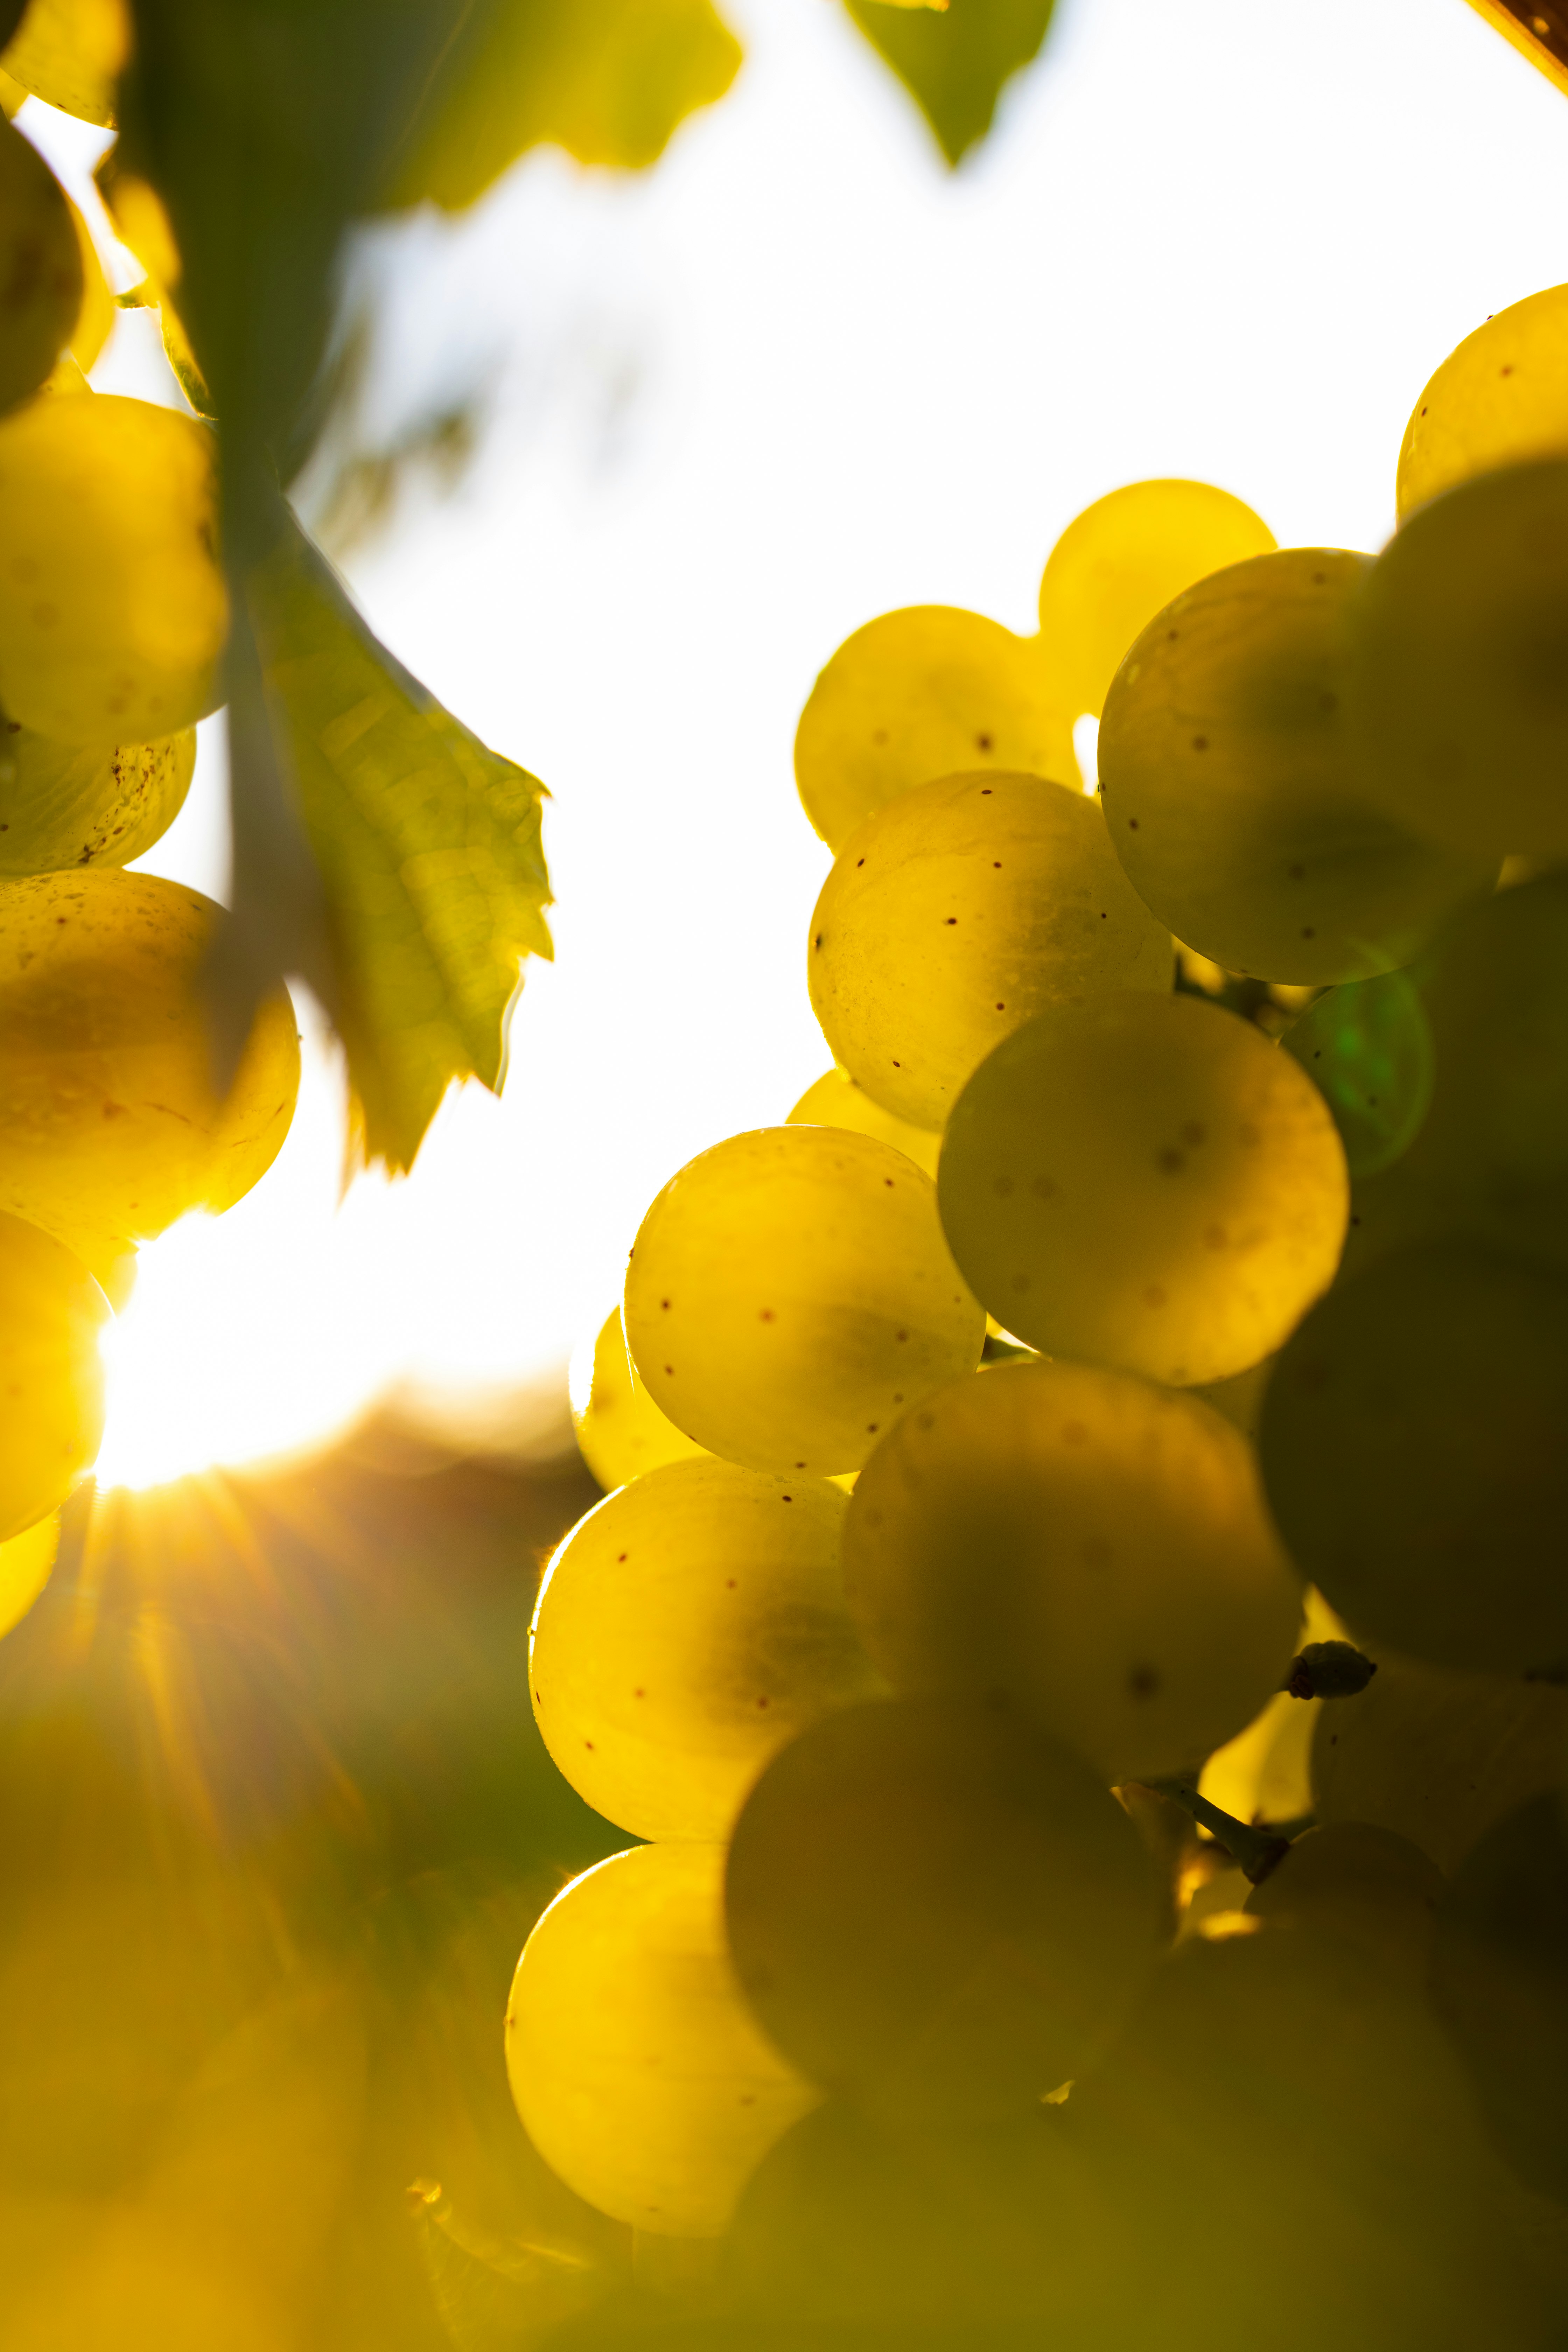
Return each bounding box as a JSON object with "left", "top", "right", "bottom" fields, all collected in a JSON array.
[
  {"left": 0, "top": 1439, "right": 628, "bottom": 2351},
  {"left": 1, "top": 0, "right": 1063, "bottom": 1168}
]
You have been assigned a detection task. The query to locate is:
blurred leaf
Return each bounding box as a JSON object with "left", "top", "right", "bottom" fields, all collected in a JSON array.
[
  {"left": 246, "top": 506, "right": 552, "bottom": 1173},
  {"left": 845, "top": 0, "right": 1058, "bottom": 164},
  {"left": 387, "top": 0, "right": 742, "bottom": 210},
  {"left": 412, "top": 2183, "right": 609, "bottom": 2352}
]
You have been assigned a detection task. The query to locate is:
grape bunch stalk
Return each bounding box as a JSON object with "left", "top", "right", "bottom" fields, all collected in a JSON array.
[
  {"left": 0, "top": 91, "right": 302, "bottom": 1643},
  {"left": 517, "top": 289, "right": 1568, "bottom": 2350}
]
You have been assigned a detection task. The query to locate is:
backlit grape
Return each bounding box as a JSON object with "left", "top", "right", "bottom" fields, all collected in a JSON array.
[
  {"left": 786, "top": 1067, "right": 939, "bottom": 1178},
  {"left": 0, "top": 1511, "right": 57, "bottom": 1642},
  {"left": 0, "top": 1212, "right": 106, "bottom": 1541},
  {"left": 1397, "top": 283, "right": 1568, "bottom": 519},
  {"left": 0, "top": 721, "right": 195, "bottom": 876},
  {"left": 0, "top": 113, "right": 82, "bottom": 412},
  {"left": 568, "top": 1304, "right": 708, "bottom": 1489}
]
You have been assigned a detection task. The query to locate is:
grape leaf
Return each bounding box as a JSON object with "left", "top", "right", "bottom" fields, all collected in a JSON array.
[
  {"left": 246, "top": 509, "right": 552, "bottom": 1175},
  {"left": 845, "top": 0, "right": 1058, "bottom": 164}
]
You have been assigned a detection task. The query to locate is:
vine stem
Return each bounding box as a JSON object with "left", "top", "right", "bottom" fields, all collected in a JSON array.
[{"left": 1147, "top": 1776, "right": 1294, "bottom": 1885}]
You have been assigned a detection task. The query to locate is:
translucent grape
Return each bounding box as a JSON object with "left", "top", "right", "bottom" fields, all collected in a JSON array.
[
  {"left": 0, "top": 0, "right": 128, "bottom": 127},
  {"left": 937, "top": 991, "right": 1348, "bottom": 1385},
  {"left": 724, "top": 1696, "right": 1164, "bottom": 2122},
  {"left": 0, "top": 1212, "right": 106, "bottom": 1540},
  {"left": 568, "top": 1304, "right": 708, "bottom": 1489},
  {"left": 786, "top": 1067, "right": 939, "bottom": 1178},
  {"left": 0, "top": 721, "right": 195, "bottom": 875},
  {"left": 1036, "top": 476, "right": 1276, "bottom": 723},
  {"left": 1283, "top": 967, "right": 1434, "bottom": 1181},
  {"left": 807, "top": 769, "right": 1171, "bottom": 1129},
  {"left": 0, "top": 1508, "right": 56, "bottom": 1640},
  {"left": 0, "top": 870, "right": 301, "bottom": 1251},
  {"left": 1433, "top": 1793, "right": 1568, "bottom": 2204},
  {"left": 1346, "top": 457, "right": 1568, "bottom": 858},
  {"left": 1311, "top": 1649, "right": 1567, "bottom": 1877},
  {"left": 504, "top": 1843, "right": 817, "bottom": 2235},
  {"left": 1397, "top": 283, "right": 1568, "bottom": 520},
  {"left": 0, "top": 112, "right": 81, "bottom": 412},
  {"left": 1098, "top": 548, "right": 1496, "bottom": 985},
  {"left": 62, "top": 191, "right": 111, "bottom": 371},
  {"left": 623, "top": 1126, "right": 983, "bottom": 1477},
  {"left": 0, "top": 393, "right": 228, "bottom": 748},
  {"left": 1244, "top": 1823, "right": 1444, "bottom": 1981},
  {"left": 529, "top": 1460, "right": 881, "bottom": 1841},
  {"left": 842, "top": 1363, "right": 1301, "bottom": 1784},
  {"left": 1260, "top": 1243, "right": 1568, "bottom": 1676},
  {"left": 793, "top": 606, "right": 1077, "bottom": 851}
]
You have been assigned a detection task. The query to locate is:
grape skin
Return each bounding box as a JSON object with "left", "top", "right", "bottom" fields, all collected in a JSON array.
[
  {"left": 807, "top": 769, "right": 1171, "bottom": 1130},
  {"left": 1397, "top": 283, "right": 1568, "bottom": 520},
  {"left": 793, "top": 605, "right": 1078, "bottom": 851},
  {"left": 937, "top": 989, "right": 1348, "bottom": 1386},
  {"left": 1099, "top": 548, "right": 1496, "bottom": 985},
  {"left": 786, "top": 1066, "right": 939, "bottom": 1178},
  {"left": 0, "top": 1213, "right": 106, "bottom": 1541},
  {"left": 529, "top": 1460, "right": 881, "bottom": 1841},
  {"left": 623, "top": 1125, "right": 983, "bottom": 1477},
  {"left": 0, "top": 723, "right": 195, "bottom": 876},
  {"left": 0, "top": 1512, "right": 58, "bottom": 1643},
  {"left": 0, "top": 113, "right": 83, "bottom": 412},
  {"left": 842, "top": 1362, "right": 1301, "bottom": 1784},
  {"left": 568, "top": 1304, "right": 708, "bottom": 1490},
  {"left": 504, "top": 1843, "right": 817, "bottom": 2237}
]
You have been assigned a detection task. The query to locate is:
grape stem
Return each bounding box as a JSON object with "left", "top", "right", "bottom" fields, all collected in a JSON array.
[{"left": 1145, "top": 1777, "right": 1293, "bottom": 1885}]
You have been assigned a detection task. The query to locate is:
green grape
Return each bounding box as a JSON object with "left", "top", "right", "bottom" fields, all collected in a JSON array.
[
  {"left": 529, "top": 1460, "right": 882, "bottom": 1841},
  {"left": 1074, "top": 1924, "right": 1553, "bottom": 2352},
  {"left": 937, "top": 990, "right": 1348, "bottom": 1385},
  {"left": 1260, "top": 1243, "right": 1568, "bottom": 1676},
  {"left": 0, "top": 1212, "right": 106, "bottom": 1540},
  {"left": 786, "top": 1066, "right": 939, "bottom": 1179},
  {"left": 1433, "top": 1793, "right": 1568, "bottom": 2204},
  {"left": 807, "top": 769, "right": 1172, "bottom": 1130},
  {"left": 0, "top": 112, "right": 82, "bottom": 412},
  {"left": 724, "top": 1696, "right": 1164, "bottom": 2123},
  {"left": 0, "top": 870, "right": 301, "bottom": 1250},
  {"left": 0, "top": 1507, "right": 56, "bottom": 1640},
  {"left": 623, "top": 1126, "right": 983, "bottom": 1477},
  {"left": 727, "top": 2099, "right": 1115, "bottom": 2332},
  {"left": 842, "top": 1362, "right": 1301, "bottom": 1784},
  {"left": 0, "top": 0, "right": 126, "bottom": 127},
  {"left": 793, "top": 606, "right": 1078, "bottom": 852},
  {"left": 1397, "top": 283, "right": 1568, "bottom": 521},
  {"left": 504, "top": 1842, "right": 817, "bottom": 2236},
  {"left": 568, "top": 1304, "right": 708, "bottom": 1489},
  {"left": 1036, "top": 476, "right": 1276, "bottom": 723},
  {"left": 1346, "top": 457, "right": 1568, "bottom": 859},
  {"left": 1098, "top": 549, "right": 1496, "bottom": 985},
  {"left": 1244, "top": 1823, "right": 1444, "bottom": 1981},
  {"left": 0, "top": 392, "right": 228, "bottom": 749},
  {"left": 1282, "top": 967, "right": 1434, "bottom": 1178},
  {"left": 1311, "top": 1649, "right": 1567, "bottom": 1878},
  {"left": 0, "top": 719, "right": 195, "bottom": 875}
]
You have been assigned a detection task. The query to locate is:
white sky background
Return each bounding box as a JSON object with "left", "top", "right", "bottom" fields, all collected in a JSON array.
[{"left": 22, "top": 0, "right": 1568, "bottom": 1484}]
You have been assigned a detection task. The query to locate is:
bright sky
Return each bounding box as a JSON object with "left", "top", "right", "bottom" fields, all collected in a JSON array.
[{"left": 21, "top": 0, "right": 1568, "bottom": 1486}]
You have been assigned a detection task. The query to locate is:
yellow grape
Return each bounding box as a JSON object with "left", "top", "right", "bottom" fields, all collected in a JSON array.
[
  {"left": 808, "top": 770, "right": 1171, "bottom": 1129},
  {"left": 843, "top": 1363, "right": 1301, "bottom": 1783},
  {"left": 786, "top": 1068, "right": 939, "bottom": 1179},
  {"left": 568, "top": 1304, "right": 708, "bottom": 1489},
  {"left": 0, "top": 1212, "right": 106, "bottom": 1540},
  {"left": 530, "top": 1460, "right": 881, "bottom": 1841},
  {"left": 1244, "top": 1822, "right": 1444, "bottom": 1982},
  {"left": 1099, "top": 549, "right": 1495, "bottom": 985},
  {"left": 0, "top": 393, "right": 227, "bottom": 749},
  {"left": 1346, "top": 457, "right": 1568, "bottom": 859},
  {"left": 0, "top": 113, "right": 81, "bottom": 412},
  {"left": 0, "top": 0, "right": 128, "bottom": 127},
  {"left": 938, "top": 992, "right": 1348, "bottom": 1385},
  {"left": 62, "top": 192, "right": 112, "bottom": 372},
  {"left": 0, "top": 1508, "right": 58, "bottom": 1640},
  {"left": 793, "top": 606, "right": 1078, "bottom": 851},
  {"left": 0, "top": 870, "right": 300, "bottom": 1251},
  {"left": 0, "top": 721, "right": 194, "bottom": 874},
  {"left": 725, "top": 1697, "right": 1164, "bottom": 2123},
  {"left": 1397, "top": 283, "right": 1568, "bottom": 520},
  {"left": 504, "top": 1842, "right": 817, "bottom": 2235},
  {"left": 1036, "top": 477, "right": 1276, "bottom": 723},
  {"left": 624, "top": 1126, "right": 983, "bottom": 1477}
]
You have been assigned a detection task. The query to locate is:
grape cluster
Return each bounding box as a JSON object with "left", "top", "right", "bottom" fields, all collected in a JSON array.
[
  {"left": 0, "top": 98, "right": 300, "bottom": 1620},
  {"left": 512, "top": 285, "right": 1568, "bottom": 2349}
]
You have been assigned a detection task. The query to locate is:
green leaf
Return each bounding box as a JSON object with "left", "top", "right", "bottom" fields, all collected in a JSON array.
[
  {"left": 845, "top": 0, "right": 1058, "bottom": 165},
  {"left": 246, "top": 510, "right": 552, "bottom": 1175},
  {"left": 388, "top": 0, "right": 744, "bottom": 212}
]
